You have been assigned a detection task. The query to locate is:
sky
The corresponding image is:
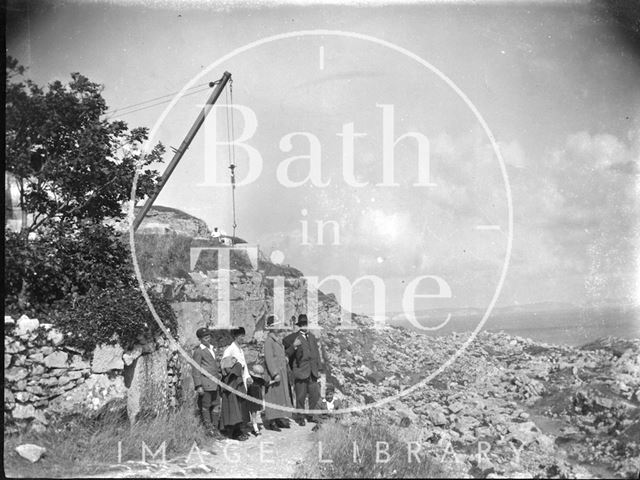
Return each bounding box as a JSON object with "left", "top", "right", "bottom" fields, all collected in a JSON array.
[{"left": 6, "top": 0, "right": 640, "bottom": 316}]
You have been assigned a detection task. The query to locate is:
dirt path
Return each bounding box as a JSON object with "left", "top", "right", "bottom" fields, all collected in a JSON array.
[{"left": 94, "top": 422, "right": 316, "bottom": 478}]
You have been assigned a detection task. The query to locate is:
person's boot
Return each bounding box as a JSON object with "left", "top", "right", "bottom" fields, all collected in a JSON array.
[
  {"left": 207, "top": 412, "right": 224, "bottom": 439},
  {"left": 201, "top": 410, "right": 214, "bottom": 431}
]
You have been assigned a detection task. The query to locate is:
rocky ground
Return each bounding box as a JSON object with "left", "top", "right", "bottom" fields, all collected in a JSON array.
[{"left": 320, "top": 317, "right": 640, "bottom": 479}]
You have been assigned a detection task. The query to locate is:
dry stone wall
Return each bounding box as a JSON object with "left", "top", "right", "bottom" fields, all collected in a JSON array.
[{"left": 4, "top": 314, "right": 182, "bottom": 432}]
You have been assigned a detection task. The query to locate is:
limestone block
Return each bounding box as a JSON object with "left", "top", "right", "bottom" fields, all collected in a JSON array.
[
  {"left": 67, "top": 370, "right": 83, "bottom": 380},
  {"left": 172, "top": 301, "right": 215, "bottom": 347},
  {"left": 15, "top": 315, "right": 39, "bottom": 336},
  {"left": 5, "top": 341, "right": 25, "bottom": 354},
  {"left": 13, "top": 354, "right": 27, "bottom": 366},
  {"left": 28, "top": 352, "right": 44, "bottom": 363},
  {"left": 33, "top": 409, "right": 48, "bottom": 425},
  {"left": 123, "top": 345, "right": 143, "bottom": 366},
  {"left": 92, "top": 344, "right": 124, "bottom": 373},
  {"left": 40, "top": 378, "right": 59, "bottom": 387},
  {"left": 15, "top": 444, "right": 46, "bottom": 463},
  {"left": 48, "top": 373, "right": 126, "bottom": 414},
  {"left": 127, "top": 349, "right": 169, "bottom": 424},
  {"left": 47, "top": 329, "right": 64, "bottom": 346},
  {"left": 26, "top": 385, "right": 44, "bottom": 395},
  {"left": 12, "top": 404, "right": 37, "bottom": 419},
  {"left": 507, "top": 421, "right": 541, "bottom": 446},
  {"left": 70, "top": 354, "right": 90, "bottom": 370},
  {"left": 126, "top": 348, "right": 170, "bottom": 424},
  {"left": 15, "top": 392, "right": 32, "bottom": 402},
  {"left": 5, "top": 315, "right": 16, "bottom": 325},
  {"left": 30, "top": 423, "right": 47, "bottom": 434},
  {"left": 5, "top": 367, "right": 29, "bottom": 382},
  {"left": 57, "top": 376, "right": 73, "bottom": 387},
  {"left": 44, "top": 351, "right": 69, "bottom": 369},
  {"left": 5, "top": 354, "right": 12, "bottom": 369},
  {"left": 40, "top": 346, "right": 54, "bottom": 356},
  {"left": 185, "top": 273, "right": 219, "bottom": 300},
  {"left": 428, "top": 408, "right": 448, "bottom": 426}
]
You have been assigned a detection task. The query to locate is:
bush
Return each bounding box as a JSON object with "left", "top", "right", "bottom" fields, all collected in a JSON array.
[
  {"left": 5, "top": 225, "right": 136, "bottom": 315},
  {"left": 296, "top": 419, "right": 450, "bottom": 478},
  {"left": 51, "top": 286, "right": 178, "bottom": 354}
]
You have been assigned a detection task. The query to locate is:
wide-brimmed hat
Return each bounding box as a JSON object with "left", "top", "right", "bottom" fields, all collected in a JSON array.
[
  {"left": 266, "top": 315, "right": 284, "bottom": 329},
  {"left": 296, "top": 314, "right": 309, "bottom": 327},
  {"left": 249, "top": 363, "right": 267, "bottom": 380}
]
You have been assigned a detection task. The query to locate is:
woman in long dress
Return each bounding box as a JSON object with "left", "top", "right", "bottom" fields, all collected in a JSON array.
[
  {"left": 219, "top": 355, "right": 250, "bottom": 440},
  {"left": 262, "top": 315, "right": 293, "bottom": 431}
]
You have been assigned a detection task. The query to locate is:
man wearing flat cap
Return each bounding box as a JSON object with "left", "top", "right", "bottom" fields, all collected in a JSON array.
[
  {"left": 283, "top": 314, "right": 321, "bottom": 426},
  {"left": 191, "top": 327, "right": 222, "bottom": 437}
]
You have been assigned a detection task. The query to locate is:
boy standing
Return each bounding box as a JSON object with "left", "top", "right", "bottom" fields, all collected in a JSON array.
[{"left": 192, "top": 327, "right": 222, "bottom": 437}]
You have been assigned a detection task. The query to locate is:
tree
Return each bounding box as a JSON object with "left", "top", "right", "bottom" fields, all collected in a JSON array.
[
  {"left": 5, "top": 56, "right": 163, "bottom": 236},
  {"left": 5, "top": 56, "right": 164, "bottom": 312}
]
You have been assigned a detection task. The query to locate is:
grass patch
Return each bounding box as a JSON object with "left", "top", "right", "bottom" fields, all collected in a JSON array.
[
  {"left": 296, "top": 419, "right": 451, "bottom": 478},
  {"left": 3, "top": 399, "right": 212, "bottom": 478},
  {"left": 134, "top": 233, "right": 256, "bottom": 280}
]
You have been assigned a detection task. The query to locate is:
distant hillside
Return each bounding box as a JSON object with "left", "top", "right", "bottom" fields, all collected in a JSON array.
[{"left": 134, "top": 205, "right": 211, "bottom": 237}]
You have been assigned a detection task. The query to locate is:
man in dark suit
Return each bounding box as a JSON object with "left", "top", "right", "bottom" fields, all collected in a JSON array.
[
  {"left": 284, "top": 314, "right": 321, "bottom": 426},
  {"left": 192, "top": 327, "right": 222, "bottom": 437}
]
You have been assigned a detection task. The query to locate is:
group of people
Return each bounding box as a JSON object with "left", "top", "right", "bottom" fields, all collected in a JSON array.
[{"left": 191, "top": 313, "right": 341, "bottom": 441}]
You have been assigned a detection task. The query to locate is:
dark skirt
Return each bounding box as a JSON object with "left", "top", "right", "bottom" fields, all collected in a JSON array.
[
  {"left": 219, "top": 365, "right": 250, "bottom": 429},
  {"left": 246, "top": 382, "right": 263, "bottom": 413}
]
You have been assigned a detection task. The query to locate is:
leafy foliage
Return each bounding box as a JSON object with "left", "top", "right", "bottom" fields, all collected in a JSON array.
[
  {"left": 5, "top": 56, "right": 164, "bottom": 235},
  {"left": 51, "top": 287, "right": 178, "bottom": 354},
  {"left": 5, "top": 224, "right": 135, "bottom": 314},
  {"left": 4, "top": 56, "right": 177, "bottom": 351},
  {"left": 4, "top": 56, "right": 164, "bottom": 315}
]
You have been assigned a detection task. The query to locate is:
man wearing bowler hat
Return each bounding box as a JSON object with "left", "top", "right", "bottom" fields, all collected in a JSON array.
[
  {"left": 284, "top": 314, "right": 321, "bottom": 426},
  {"left": 191, "top": 327, "right": 222, "bottom": 437}
]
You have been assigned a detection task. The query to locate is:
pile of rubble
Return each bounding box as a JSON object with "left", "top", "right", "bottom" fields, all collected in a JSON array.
[{"left": 315, "top": 314, "right": 640, "bottom": 478}]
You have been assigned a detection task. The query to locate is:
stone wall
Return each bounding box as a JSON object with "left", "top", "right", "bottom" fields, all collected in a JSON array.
[
  {"left": 4, "top": 266, "right": 345, "bottom": 432},
  {"left": 153, "top": 269, "right": 309, "bottom": 345},
  {"left": 3, "top": 314, "right": 181, "bottom": 432}
]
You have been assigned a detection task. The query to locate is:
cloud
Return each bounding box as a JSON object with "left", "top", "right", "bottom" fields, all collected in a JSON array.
[{"left": 510, "top": 129, "right": 640, "bottom": 303}]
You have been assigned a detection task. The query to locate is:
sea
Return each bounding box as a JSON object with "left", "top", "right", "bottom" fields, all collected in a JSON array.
[{"left": 388, "top": 305, "right": 640, "bottom": 347}]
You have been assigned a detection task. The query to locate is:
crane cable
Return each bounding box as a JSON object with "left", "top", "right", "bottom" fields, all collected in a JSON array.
[{"left": 224, "top": 79, "right": 238, "bottom": 244}]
